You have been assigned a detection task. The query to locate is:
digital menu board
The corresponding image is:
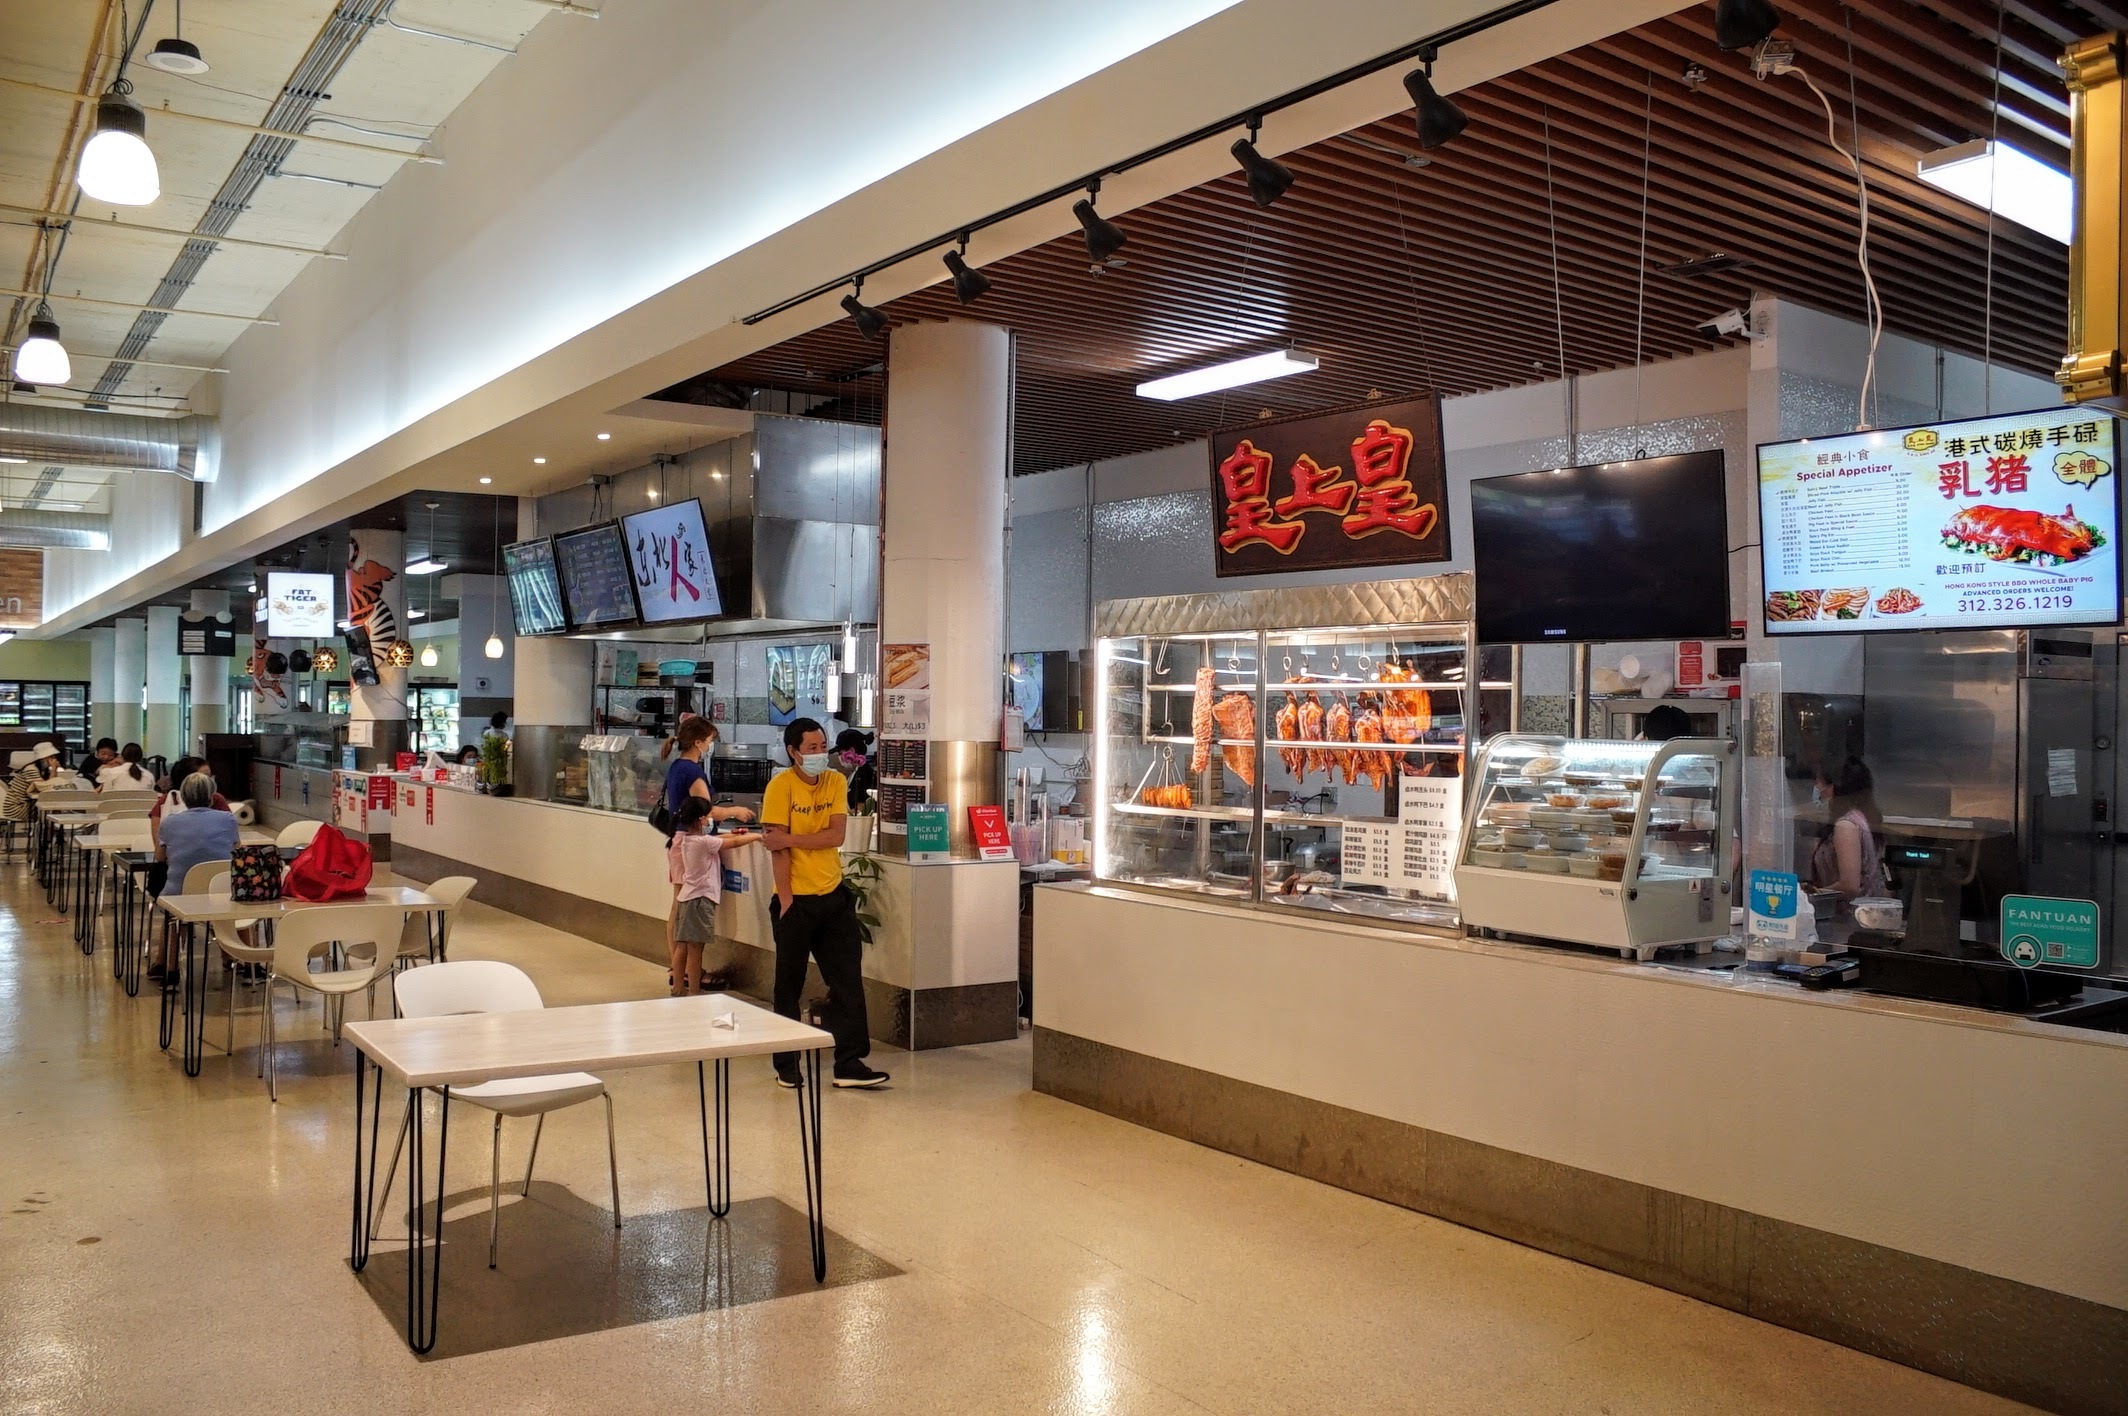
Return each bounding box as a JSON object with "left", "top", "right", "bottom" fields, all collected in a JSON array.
[
  {"left": 264, "top": 571, "right": 336, "bottom": 638},
  {"left": 502, "top": 537, "right": 568, "bottom": 636},
  {"left": 553, "top": 523, "right": 639, "bottom": 629},
  {"left": 620, "top": 498, "right": 721, "bottom": 622},
  {"left": 1759, "top": 409, "right": 2121, "bottom": 635}
]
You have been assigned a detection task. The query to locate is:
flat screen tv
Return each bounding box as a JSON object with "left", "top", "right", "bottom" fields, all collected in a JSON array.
[
  {"left": 1471, "top": 451, "right": 1732, "bottom": 644},
  {"left": 503, "top": 537, "right": 568, "bottom": 637},
  {"left": 1759, "top": 408, "right": 2121, "bottom": 635},
  {"left": 620, "top": 498, "right": 722, "bottom": 623},
  {"left": 553, "top": 522, "right": 639, "bottom": 630}
]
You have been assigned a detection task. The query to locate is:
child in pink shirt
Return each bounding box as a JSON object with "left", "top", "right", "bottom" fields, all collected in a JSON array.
[{"left": 668, "top": 797, "right": 759, "bottom": 996}]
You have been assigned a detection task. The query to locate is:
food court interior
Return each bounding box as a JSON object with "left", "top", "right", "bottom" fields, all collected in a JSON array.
[{"left": 1, "top": 0, "right": 2124, "bottom": 1411}]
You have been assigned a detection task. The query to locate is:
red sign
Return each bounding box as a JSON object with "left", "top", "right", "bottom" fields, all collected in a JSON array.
[
  {"left": 1209, "top": 394, "right": 1449, "bottom": 577},
  {"left": 1676, "top": 641, "right": 1705, "bottom": 689},
  {"left": 426, "top": 787, "right": 434, "bottom": 825},
  {"left": 273, "top": 765, "right": 283, "bottom": 796},
  {"left": 366, "top": 776, "right": 393, "bottom": 812},
  {"left": 967, "top": 804, "right": 1013, "bottom": 861},
  {"left": 394, "top": 752, "right": 417, "bottom": 772}
]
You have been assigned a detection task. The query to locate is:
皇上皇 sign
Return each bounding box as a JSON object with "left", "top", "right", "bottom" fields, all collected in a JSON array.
[{"left": 1208, "top": 394, "right": 1449, "bottom": 577}]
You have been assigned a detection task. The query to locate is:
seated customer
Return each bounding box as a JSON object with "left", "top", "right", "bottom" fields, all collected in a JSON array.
[
  {"left": 98, "top": 742, "right": 153, "bottom": 790},
  {"left": 151, "top": 774, "right": 239, "bottom": 980}
]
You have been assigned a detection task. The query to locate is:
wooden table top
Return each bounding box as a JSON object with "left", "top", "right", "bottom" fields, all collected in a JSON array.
[{"left": 346, "top": 993, "right": 832, "bottom": 1088}]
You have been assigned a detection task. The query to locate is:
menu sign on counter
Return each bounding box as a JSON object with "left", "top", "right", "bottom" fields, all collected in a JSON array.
[
  {"left": 1209, "top": 394, "right": 1449, "bottom": 577},
  {"left": 1338, "top": 775, "right": 1463, "bottom": 900},
  {"left": 1760, "top": 409, "right": 2121, "bottom": 635}
]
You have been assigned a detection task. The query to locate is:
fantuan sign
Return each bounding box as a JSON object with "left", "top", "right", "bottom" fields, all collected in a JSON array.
[{"left": 1208, "top": 394, "right": 1449, "bottom": 577}]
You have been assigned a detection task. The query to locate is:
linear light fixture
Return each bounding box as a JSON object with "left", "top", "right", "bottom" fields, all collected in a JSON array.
[
  {"left": 404, "top": 557, "right": 447, "bottom": 575},
  {"left": 1136, "top": 348, "right": 1320, "bottom": 401},
  {"left": 1916, "top": 139, "right": 2072, "bottom": 244}
]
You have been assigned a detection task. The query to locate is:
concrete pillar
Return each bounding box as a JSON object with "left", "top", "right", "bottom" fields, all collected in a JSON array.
[
  {"left": 144, "top": 606, "right": 181, "bottom": 760},
  {"left": 186, "top": 590, "right": 232, "bottom": 743},
  {"left": 88, "top": 626, "right": 117, "bottom": 744},
  {"left": 346, "top": 526, "right": 409, "bottom": 769},
  {"left": 111, "top": 616, "right": 146, "bottom": 748},
  {"left": 509, "top": 497, "right": 591, "bottom": 796},
  {"left": 448, "top": 573, "right": 516, "bottom": 703},
  {"left": 882, "top": 319, "right": 1008, "bottom": 855}
]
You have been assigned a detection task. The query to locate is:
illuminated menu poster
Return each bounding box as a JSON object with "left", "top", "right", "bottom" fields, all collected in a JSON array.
[
  {"left": 1759, "top": 409, "right": 2122, "bottom": 634},
  {"left": 554, "top": 523, "right": 639, "bottom": 629},
  {"left": 1209, "top": 394, "right": 1449, "bottom": 576},
  {"left": 621, "top": 498, "right": 721, "bottom": 623},
  {"left": 502, "top": 538, "right": 567, "bottom": 636}
]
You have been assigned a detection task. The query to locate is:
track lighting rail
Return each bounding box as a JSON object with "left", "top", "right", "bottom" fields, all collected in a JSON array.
[{"left": 739, "top": 0, "right": 1557, "bottom": 328}]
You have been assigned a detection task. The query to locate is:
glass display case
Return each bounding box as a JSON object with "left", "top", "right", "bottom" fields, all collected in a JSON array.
[
  {"left": 256, "top": 712, "right": 348, "bottom": 769},
  {"left": 1092, "top": 576, "right": 1513, "bottom": 932},
  {"left": 1454, "top": 734, "right": 1738, "bottom": 959}
]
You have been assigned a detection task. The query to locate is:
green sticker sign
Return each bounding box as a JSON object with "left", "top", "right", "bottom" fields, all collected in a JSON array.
[
  {"left": 1999, "top": 894, "right": 2100, "bottom": 970},
  {"left": 905, "top": 803, "right": 952, "bottom": 861}
]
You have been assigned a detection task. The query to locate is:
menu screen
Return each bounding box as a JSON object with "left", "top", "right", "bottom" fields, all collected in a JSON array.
[
  {"left": 503, "top": 538, "right": 568, "bottom": 636},
  {"left": 553, "top": 523, "right": 639, "bottom": 629},
  {"left": 1759, "top": 409, "right": 2121, "bottom": 635},
  {"left": 621, "top": 498, "right": 721, "bottom": 623}
]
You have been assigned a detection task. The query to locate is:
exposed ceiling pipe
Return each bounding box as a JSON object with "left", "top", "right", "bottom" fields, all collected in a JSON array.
[
  {"left": 0, "top": 508, "right": 111, "bottom": 550},
  {"left": 0, "top": 405, "right": 219, "bottom": 480}
]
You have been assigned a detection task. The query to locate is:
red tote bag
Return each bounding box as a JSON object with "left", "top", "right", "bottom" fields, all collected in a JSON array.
[{"left": 284, "top": 823, "right": 374, "bottom": 903}]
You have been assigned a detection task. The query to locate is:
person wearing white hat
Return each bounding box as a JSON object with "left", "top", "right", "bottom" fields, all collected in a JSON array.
[{"left": 4, "top": 742, "right": 64, "bottom": 824}]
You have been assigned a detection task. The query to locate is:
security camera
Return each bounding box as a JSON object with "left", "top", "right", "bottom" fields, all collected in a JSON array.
[{"left": 1695, "top": 308, "right": 1762, "bottom": 341}]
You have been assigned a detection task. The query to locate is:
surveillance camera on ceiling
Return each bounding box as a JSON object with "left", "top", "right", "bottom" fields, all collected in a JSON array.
[{"left": 1695, "top": 308, "right": 1763, "bottom": 342}]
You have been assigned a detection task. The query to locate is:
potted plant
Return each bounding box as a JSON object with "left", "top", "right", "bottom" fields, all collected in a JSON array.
[
  {"left": 841, "top": 851, "right": 885, "bottom": 946},
  {"left": 843, "top": 796, "right": 877, "bottom": 853},
  {"left": 478, "top": 733, "right": 513, "bottom": 797}
]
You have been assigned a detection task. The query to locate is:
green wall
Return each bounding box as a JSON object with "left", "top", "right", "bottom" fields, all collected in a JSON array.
[{"left": 0, "top": 635, "right": 91, "bottom": 682}]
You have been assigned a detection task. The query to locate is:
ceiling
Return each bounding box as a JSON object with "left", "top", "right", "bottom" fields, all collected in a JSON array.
[
  {"left": 0, "top": 0, "right": 574, "bottom": 507},
  {"left": 701, "top": 0, "right": 2113, "bottom": 475}
]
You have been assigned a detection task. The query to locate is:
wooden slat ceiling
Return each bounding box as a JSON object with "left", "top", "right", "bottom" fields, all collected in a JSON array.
[{"left": 698, "top": 0, "right": 2114, "bottom": 476}]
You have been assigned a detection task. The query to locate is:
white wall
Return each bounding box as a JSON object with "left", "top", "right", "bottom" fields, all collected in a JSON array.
[{"left": 1037, "top": 886, "right": 2128, "bottom": 1309}]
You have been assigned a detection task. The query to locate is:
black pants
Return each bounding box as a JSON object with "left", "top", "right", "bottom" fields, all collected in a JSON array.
[{"left": 771, "top": 887, "right": 869, "bottom": 1073}]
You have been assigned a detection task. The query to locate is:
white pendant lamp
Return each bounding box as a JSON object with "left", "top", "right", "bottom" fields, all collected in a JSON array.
[
  {"left": 78, "top": 83, "right": 160, "bottom": 206},
  {"left": 13, "top": 306, "right": 70, "bottom": 386},
  {"left": 419, "top": 642, "right": 438, "bottom": 668},
  {"left": 484, "top": 632, "right": 504, "bottom": 659}
]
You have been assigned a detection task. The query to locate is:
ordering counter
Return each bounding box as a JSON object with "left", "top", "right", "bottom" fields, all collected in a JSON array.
[{"left": 1033, "top": 580, "right": 2128, "bottom": 1416}]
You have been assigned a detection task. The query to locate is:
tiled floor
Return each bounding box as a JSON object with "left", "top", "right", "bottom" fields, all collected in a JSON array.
[{"left": 0, "top": 858, "right": 2033, "bottom": 1414}]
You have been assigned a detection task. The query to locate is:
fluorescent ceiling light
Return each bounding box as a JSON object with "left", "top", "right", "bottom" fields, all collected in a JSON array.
[
  {"left": 1136, "top": 349, "right": 1319, "bottom": 401},
  {"left": 0, "top": 456, "right": 26, "bottom": 465},
  {"left": 406, "top": 607, "right": 427, "bottom": 619},
  {"left": 405, "top": 557, "right": 447, "bottom": 575},
  {"left": 1917, "top": 140, "right": 2072, "bottom": 244}
]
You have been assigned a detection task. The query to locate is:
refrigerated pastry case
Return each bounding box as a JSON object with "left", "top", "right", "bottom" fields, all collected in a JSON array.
[
  {"left": 1454, "top": 734, "right": 1738, "bottom": 959},
  {"left": 1092, "top": 576, "right": 1514, "bottom": 932}
]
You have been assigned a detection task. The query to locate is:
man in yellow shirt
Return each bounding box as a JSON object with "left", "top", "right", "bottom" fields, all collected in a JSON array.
[{"left": 759, "top": 717, "right": 889, "bottom": 1089}]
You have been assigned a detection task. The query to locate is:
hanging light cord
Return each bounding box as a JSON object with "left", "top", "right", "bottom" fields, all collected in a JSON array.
[
  {"left": 1980, "top": 0, "right": 2005, "bottom": 415},
  {"left": 1630, "top": 78, "right": 1653, "bottom": 448},
  {"left": 1785, "top": 64, "right": 1882, "bottom": 431},
  {"left": 1540, "top": 107, "right": 1574, "bottom": 462}
]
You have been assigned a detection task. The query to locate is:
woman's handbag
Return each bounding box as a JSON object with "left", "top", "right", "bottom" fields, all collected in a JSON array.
[
  {"left": 228, "top": 844, "right": 283, "bottom": 903},
  {"left": 284, "top": 824, "right": 373, "bottom": 902},
  {"left": 648, "top": 798, "right": 675, "bottom": 838}
]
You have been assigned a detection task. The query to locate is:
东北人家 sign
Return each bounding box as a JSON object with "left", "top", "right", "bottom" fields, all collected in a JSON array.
[{"left": 1208, "top": 394, "right": 1449, "bottom": 577}]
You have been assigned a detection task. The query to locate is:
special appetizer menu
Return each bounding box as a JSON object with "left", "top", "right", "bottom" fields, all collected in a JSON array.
[{"left": 1759, "top": 409, "right": 2120, "bottom": 635}]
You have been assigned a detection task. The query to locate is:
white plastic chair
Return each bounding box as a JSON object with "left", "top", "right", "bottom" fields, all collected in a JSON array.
[
  {"left": 262, "top": 904, "right": 398, "bottom": 1102},
  {"left": 275, "top": 820, "right": 324, "bottom": 852},
  {"left": 204, "top": 870, "right": 271, "bottom": 1069},
  {"left": 376, "top": 961, "right": 620, "bottom": 1268},
  {"left": 88, "top": 818, "right": 153, "bottom": 923}
]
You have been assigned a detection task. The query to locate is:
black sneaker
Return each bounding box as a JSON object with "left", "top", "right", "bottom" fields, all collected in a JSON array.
[
  {"left": 773, "top": 1070, "right": 801, "bottom": 1090},
  {"left": 832, "top": 1064, "right": 891, "bottom": 1089}
]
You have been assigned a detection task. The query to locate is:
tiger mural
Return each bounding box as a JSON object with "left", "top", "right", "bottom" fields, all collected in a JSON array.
[{"left": 346, "top": 534, "right": 399, "bottom": 645}]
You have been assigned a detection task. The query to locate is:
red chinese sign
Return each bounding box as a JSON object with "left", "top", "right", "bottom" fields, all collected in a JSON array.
[{"left": 1209, "top": 395, "right": 1448, "bottom": 576}]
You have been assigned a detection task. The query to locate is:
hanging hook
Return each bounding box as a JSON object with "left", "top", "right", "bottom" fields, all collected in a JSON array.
[{"left": 1153, "top": 641, "right": 1170, "bottom": 677}]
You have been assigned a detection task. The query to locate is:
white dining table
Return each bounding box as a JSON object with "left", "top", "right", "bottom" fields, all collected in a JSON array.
[
  {"left": 155, "top": 886, "right": 445, "bottom": 1076},
  {"left": 343, "top": 993, "right": 834, "bottom": 1354}
]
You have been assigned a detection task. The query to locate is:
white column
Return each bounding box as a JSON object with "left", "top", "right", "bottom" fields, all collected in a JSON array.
[
  {"left": 111, "top": 617, "right": 145, "bottom": 746},
  {"left": 145, "top": 607, "right": 181, "bottom": 759},
  {"left": 448, "top": 573, "right": 516, "bottom": 700},
  {"left": 187, "top": 589, "right": 231, "bottom": 742},
  {"left": 88, "top": 626, "right": 117, "bottom": 744},
  {"left": 882, "top": 319, "right": 1009, "bottom": 851},
  {"left": 346, "top": 527, "right": 408, "bottom": 767}
]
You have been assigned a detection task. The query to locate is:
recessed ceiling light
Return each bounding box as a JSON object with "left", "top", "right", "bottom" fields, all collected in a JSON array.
[
  {"left": 405, "top": 557, "right": 447, "bottom": 575},
  {"left": 480, "top": 476, "right": 494, "bottom": 484},
  {"left": 1136, "top": 349, "right": 1320, "bottom": 401},
  {"left": 532, "top": 457, "right": 545, "bottom": 465},
  {"left": 648, "top": 488, "right": 659, "bottom": 500},
  {"left": 595, "top": 432, "right": 611, "bottom": 441},
  {"left": 407, "top": 607, "right": 427, "bottom": 620}
]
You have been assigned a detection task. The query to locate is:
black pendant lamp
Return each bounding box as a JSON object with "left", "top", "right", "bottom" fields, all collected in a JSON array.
[
  {"left": 1714, "top": 0, "right": 1781, "bottom": 51},
  {"left": 1072, "top": 182, "right": 1128, "bottom": 271},
  {"left": 840, "top": 279, "right": 887, "bottom": 339},
  {"left": 1231, "top": 121, "right": 1295, "bottom": 208},
  {"left": 1402, "top": 47, "right": 1468, "bottom": 151},
  {"left": 943, "top": 237, "right": 991, "bottom": 304}
]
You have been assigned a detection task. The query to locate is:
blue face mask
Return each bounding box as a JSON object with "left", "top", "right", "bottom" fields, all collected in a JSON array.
[{"left": 800, "top": 752, "right": 830, "bottom": 776}]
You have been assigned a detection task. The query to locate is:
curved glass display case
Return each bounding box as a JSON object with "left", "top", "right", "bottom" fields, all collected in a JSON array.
[{"left": 1455, "top": 734, "right": 1738, "bottom": 959}]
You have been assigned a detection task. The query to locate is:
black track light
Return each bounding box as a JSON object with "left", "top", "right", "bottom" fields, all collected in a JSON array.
[
  {"left": 1713, "top": 0, "right": 1780, "bottom": 51},
  {"left": 1231, "top": 122, "right": 1294, "bottom": 208},
  {"left": 840, "top": 281, "right": 887, "bottom": 339},
  {"left": 1072, "top": 183, "right": 1128, "bottom": 271},
  {"left": 1402, "top": 47, "right": 1468, "bottom": 151},
  {"left": 943, "top": 239, "right": 991, "bottom": 304}
]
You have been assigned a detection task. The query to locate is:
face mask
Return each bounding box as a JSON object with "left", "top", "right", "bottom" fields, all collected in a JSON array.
[{"left": 800, "top": 752, "right": 830, "bottom": 776}]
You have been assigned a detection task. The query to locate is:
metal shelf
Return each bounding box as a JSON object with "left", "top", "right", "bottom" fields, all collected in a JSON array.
[
  {"left": 1141, "top": 733, "right": 1467, "bottom": 754},
  {"left": 1114, "top": 802, "right": 1254, "bottom": 821},
  {"left": 1145, "top": 680, "right": 1514, "bottom": 693}
]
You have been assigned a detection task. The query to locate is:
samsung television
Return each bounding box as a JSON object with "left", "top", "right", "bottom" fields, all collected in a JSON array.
[
  {"left": 553, "top": 522, "right": 639, "bottom": 630},
  {"left": 620, "top": 498, "right": 721, "bottom": 623},
  {"left": 502, "top": 537, "right": 568, "bottom": 636}
]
